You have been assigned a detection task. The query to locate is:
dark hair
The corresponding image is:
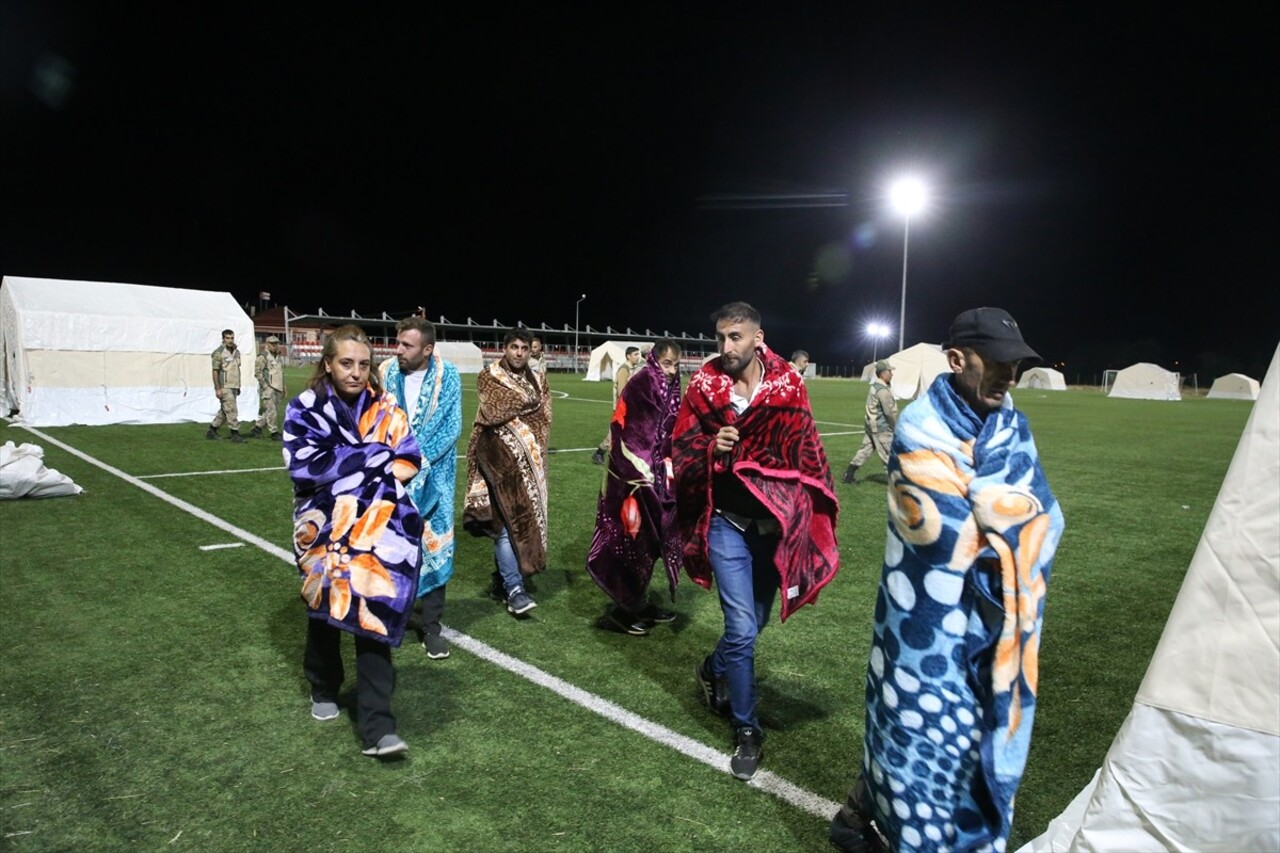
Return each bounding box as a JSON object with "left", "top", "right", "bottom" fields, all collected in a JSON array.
[
  {"left": 652, "top": 338, "right": 682, "bottom": 360},
  {"left": 221, "top": 328, "right": 234, "bottom": 337},
  {"left": 307, "top": 324, "right": 382, "bottom": 395},
  {"left": 625, "top": 346, "right": 640, "bottom": 356},
  {"left": 396, "top": 315, "right": 437, "bottom": 345},
  {"left": 503, "top": 326, "right": 533, "bottom": 347},
  {"left": 710, "top": 301, "right": 760, "bottom": 327},
  {"left": 531, "top": 336, "right": 543, "bottom": 345},
  {"left": 791, "top": 349, "right": 809, "bottom": 361}
]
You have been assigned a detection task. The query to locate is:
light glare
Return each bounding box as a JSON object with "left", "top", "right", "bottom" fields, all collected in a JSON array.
[{"left": 890, "top": 178, "right": 927, "bottom": 217}]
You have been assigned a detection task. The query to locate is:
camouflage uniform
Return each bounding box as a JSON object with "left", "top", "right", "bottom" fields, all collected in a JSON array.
[
  {"left": 844, "top": 375, "right": 897, "bottom": 483},
  {"left": 253, "top": 343, "right": 285, "bottom": 437},
  {"left": 210, "top": 344, "right": 242, "bottom": 432}
]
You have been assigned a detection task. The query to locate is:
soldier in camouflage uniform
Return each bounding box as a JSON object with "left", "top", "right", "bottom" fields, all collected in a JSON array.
[
  {"left": 207, "top": 329, "right": 244, "bottom": 443},
  {"left": 842, "top": 359, "right": 896, "bottom": 484},
  {"left": 250, "top": 335, "right": 285, "bottom": 440}
]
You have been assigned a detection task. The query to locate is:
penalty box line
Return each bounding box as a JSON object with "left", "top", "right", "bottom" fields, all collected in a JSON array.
[{"left": 15, "top": 423, "right": 841, "bottom": 821}]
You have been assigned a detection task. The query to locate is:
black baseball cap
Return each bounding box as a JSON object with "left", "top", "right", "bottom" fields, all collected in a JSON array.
[{"left": 945, "top": 307, "right": 1041, "bottom": 365}]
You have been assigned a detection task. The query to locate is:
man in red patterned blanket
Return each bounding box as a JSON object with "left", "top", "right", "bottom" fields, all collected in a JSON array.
[{"left": 673, "top": 301, "right": 840, "bottom": 781}]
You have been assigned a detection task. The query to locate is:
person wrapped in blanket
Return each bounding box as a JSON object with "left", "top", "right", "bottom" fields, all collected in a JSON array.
[
  {"left": 586, "top": 339, "right": 685, "bottom": 636},
  {"left": 673, "top": 302, "right": 840, "bottom": 781},
  {"left": 379, "top": 316, "right": 463, "bottom": 661},
  {"left": 462, "top": 326, "right": 553, "bottom": 618},
  {"left": 283, "top": 325, "right": 424, "bottom": 760},
  {"left": 830, "top": 308, "right": 1066, "bottom": 853}
]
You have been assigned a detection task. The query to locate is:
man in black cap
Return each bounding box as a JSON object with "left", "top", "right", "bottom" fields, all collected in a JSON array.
[
  {"left": 842, "top": 359, "right": 897, "bottom": 485},
  {"left": 830, "top": 307, "right": 1066, "bottom": 853}
]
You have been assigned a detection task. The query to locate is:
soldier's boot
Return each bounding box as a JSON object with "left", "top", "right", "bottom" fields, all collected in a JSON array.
[
  {"left": 249, "top": 425, "right": 264, "bottom": 438},
  {"left": 269, "top": 432, "right": 281, "bottom": 441},
  {"left": 841, "top": 464, "right": 859, "bottom": 485},
  {"left": 230, "top": 430, "right": 245, "bottom": 444},
  {"left": 206, "top": 426, "right": 220, "bottom": 440}
]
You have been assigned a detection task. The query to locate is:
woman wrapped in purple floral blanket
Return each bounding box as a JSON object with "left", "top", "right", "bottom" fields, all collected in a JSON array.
[{"left": 282, "top": 325, "right": 423, "bottom": 759}]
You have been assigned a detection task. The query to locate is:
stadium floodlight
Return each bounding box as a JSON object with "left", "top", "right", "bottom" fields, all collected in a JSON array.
[
  {"left": 866, "top": 321, "right": 890, "bottom": 363},
  {"left": 890, "top": 177, "right": 927, "bottom": 351},
  {"left": 574, "top": 294, "right": 586, "bottom": 373}
]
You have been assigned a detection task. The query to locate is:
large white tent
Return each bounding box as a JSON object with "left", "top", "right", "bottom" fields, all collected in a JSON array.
[
  {"left": 1106, "top": 362, "right": 1181, "bottom": 401},
  {"left": 0, "top": 276, "right": 258, "bottom": 426},
  {"left": 1021, "top": 366, "right": 1067, "bottom": 390},
  {"left": 1206, "top": 372, "right": 1260, "bottom": 401},
  {"left": 1021, "top": 343, "right": 1280, "bottom": 852},
  {"left": 585, "top": 340, "right": 650, "bottom": 381},
  {"left": 861, "top": 342, "right": 950, "bottom": 400}
]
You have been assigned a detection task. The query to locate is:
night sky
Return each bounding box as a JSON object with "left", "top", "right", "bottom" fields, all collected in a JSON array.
[{"left": 2, "top": 5, "right": 1275, "bottom": 378}]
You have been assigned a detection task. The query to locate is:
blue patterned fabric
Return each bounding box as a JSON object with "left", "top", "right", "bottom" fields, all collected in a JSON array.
[
  {"left": 283, "top": 384, "right": 424, "bottom": 647},
  {"left": 381, "top": 353, "right": 463, "bottom": 597},
  {"left": 861, "top": 373, "right": 1065, "bottom": 852}
]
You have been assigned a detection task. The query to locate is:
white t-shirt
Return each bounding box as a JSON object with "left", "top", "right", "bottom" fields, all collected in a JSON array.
[{"left": 402, "top": 369, "right": 426, "bottom": 421}]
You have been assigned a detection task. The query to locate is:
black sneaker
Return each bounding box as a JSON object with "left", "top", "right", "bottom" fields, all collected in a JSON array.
[
  {"left": 591, "top": 448, "right": 606, "bottom": 465},
  {"left": 828, "top": 808, "right": 887, "bottom": 853},
  {"left": 205, "top": 427, "right": 220, "bottom": 440},
  {"left": 507, "top": 586, "right": 537, "bottom": 615},
  {"left": 696, "top": 655, "right": 730, "bottom": 718},
  {"left": 423, "top": 634, "right": 450, "bottom": 659},
  {"left": 606, "top": 607, "right": 651, "bottom": 636},
  {"left": 249, "top": 426, "right": 264, "bottom": 438},
  {"left": 730, "top": 726, "right": 763, "bottom": 780}
]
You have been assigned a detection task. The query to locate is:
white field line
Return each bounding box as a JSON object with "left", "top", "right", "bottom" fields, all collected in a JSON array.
[
  {"left": 139, "top": 465, "right": 286, "bottom": 479},
  {"left": 198, "top": 543, "right": 245, "bottom": 551},
  {"left": 11, "top": 422, "right": 841, "bottom": 822}
]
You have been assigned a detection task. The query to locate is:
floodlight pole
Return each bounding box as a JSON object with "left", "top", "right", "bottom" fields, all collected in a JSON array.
[
  {"left": 574, "top": 293, "right": 586, "bottom": 373},
  {"left": 898, "top": 215, "right": 910, "bottom": 352}
]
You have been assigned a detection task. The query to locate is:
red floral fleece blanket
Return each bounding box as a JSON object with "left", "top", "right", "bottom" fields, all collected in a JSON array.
[{"left": 672, "top": 344, "right": 839, "bottom": 621}]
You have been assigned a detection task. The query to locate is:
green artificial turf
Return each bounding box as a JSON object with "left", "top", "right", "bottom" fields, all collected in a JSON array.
[{"left": 0, "top": 372, "right": 1254, "bottom": 851}]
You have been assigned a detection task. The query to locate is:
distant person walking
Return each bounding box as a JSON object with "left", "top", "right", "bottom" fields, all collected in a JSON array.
[
  {"left": 830, "top": 307, "right": 1066, "bottom": 852},
  {"left": 283, "top": 324, "right": 423, "bottom": 759},
  {"left": 207, "top": 329, "right": 244, "bottom": 443},
  {"left": 592, "top": 346, "right": 641, "bottom": 464},
  {"left": 841, "top": 359, "right": 897, "bottom": 484},
  {"left": 789, "top": 349, "right": 810, "bottom": 378},
  {"left": 379, "top": 317, "right": 463, "bottom": 660},
  {"left": 586, "top": 339, "right": 684, "bottom": 636},
  {"left": 528, "top": 336, "right": 547, "bottom": 375},
  {"left": 673, "top": 301, "right": 840, "bottom": 781},
  {"left": 463, "top": 327, "right": 553, "bottom": 617},
  {"left": 250, "top": 335, "right": 285, "bottom": 440}
]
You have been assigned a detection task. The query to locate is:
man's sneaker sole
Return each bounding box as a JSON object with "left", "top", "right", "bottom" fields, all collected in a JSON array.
[
  {"left": 423, "top": 637, "right": 450, "bottom": 659},
  {"left": 507, "top": 595, "right": 537, "bottom": 615}
]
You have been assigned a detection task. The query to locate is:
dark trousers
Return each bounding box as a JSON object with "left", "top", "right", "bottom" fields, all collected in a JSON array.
[
  {"left": 303, "top": 617, "right": 396, "bottom": 748},
  {"left": 418, "top": 585, "right": 446, "bottom": 637}
]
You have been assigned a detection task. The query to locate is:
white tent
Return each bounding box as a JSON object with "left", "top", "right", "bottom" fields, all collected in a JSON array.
[
  {"left": 861, "top": 343, "right": 950, "bottom": 400},
  {"left": 1206, "top": 372, "right": 1260, "bottom": 401},
  {"left": 1106, "top": 362, "right": 1181, "bottom": 401},
  {"left": 434, "top": 342, "right": 485, "bottom": 374},
  {"left": 0, "top": 276, "right": 258, "bottom": 426},
  {"left": 1021, "top": 343, "right": 1280, "bottom": 853},
  {"left": 585, "top": 340, "right": 650, "bottom": 382},
  {"left": 1021, "top": 366, "right": 1067, "bottom": 391}
]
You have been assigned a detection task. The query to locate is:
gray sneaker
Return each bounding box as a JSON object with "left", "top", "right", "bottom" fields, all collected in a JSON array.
[
  {"left": 311, "top": 699, "right": 339, "bottom": 721},
  {"left": 423, "top": 634, "right": 450, "bottom": 659},
  {"left": 361, "top": 733, "right": 408, "bottom": 758},
  {"left": 506, "top": 587, "right": 537, "bottom": 615}
]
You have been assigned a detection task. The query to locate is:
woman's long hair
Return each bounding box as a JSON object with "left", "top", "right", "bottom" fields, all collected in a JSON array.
[{"left": 306, "top": 324, "right": 383, "bottom": 396}]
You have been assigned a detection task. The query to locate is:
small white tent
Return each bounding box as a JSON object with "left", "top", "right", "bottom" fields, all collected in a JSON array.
[
  {"left": 1021, "top": 343, "right": 1280, "bottom": 852},
  {"left": 434, "top": 342, "right": 485, "bottom": 374},
  {"left": 0, "top": 276, "right": 258, "bottom": 426},
  {"left": 585, "top": 340, "right": 650, "bottom": 381},
  {"left": 1021, "top": 366, "right": 1067, "bottom": 391},
  {"left": 1206, "top": 372, "right": 1260, "bottom": 401},
  {"left": 861, "top": 343, "right": 950, "bottom": 400},
  {"left": 1107, "top": 362, "right": 1181, "bottom": 401}
]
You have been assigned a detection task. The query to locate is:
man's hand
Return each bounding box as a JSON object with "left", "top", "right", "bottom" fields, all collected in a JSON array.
[{"left": 713, "top": 425, "right": 739, "bottom": 457}]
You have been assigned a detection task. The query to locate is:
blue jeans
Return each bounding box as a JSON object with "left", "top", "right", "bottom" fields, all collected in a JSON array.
[
  {"left": 707, "top": 514, "right": 780, "bottom": 730},
  {"left": 494, "top": 526, "right": 524, "bottom": 594}
]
